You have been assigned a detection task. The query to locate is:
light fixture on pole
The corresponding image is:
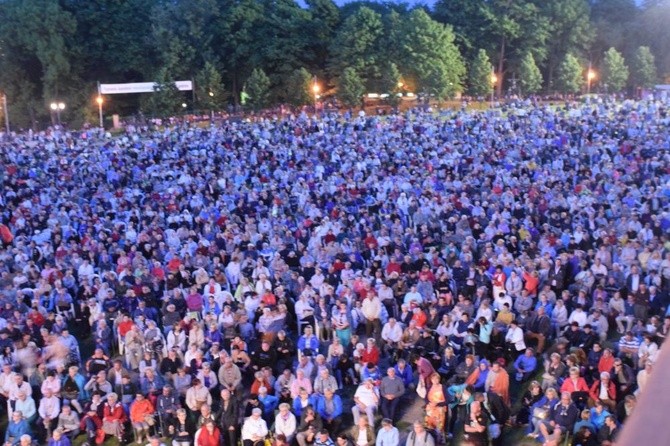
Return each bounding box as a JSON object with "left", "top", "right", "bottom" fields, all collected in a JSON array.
[
  {"left": 50, "top": 102, "right": 65, "bottom": 125},
  {"left": 490, "top": 72, "right": 498, "bottom": 107},
  {"left": 587, "top": 68, "right": 596, "bottom": 95},
  {"left": 312, "top": 79, "right": 320, "bottom": 115},
  {"left": 96, "top": 96, "right": 104, "bottom": 129},
  {"left": 2, "top": 94, "right": 8, "bottom": 134}
]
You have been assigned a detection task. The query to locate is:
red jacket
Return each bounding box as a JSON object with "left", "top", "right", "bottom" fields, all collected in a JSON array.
[
  {"left": 361, "top": 346, "right": 380, "bottom": 366},
  {"left": 198, "top": 427, "right": 221, "bottom": 446},
  {"left": 103, "top": 402, "right": 127, "bottom": 423},
  {"left": 560, "top": 377, "right": 589, "bottom": 394},
  {"left": 598, "top": 355, "right": 615, "bottom": 374},
  {"left": 589, "top": 380, "right": 617, "bottom": 402}
]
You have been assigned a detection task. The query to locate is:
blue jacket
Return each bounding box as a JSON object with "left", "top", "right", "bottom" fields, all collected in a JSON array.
[
  {"left": 314, "top": 393, "right": 343, "bottom": 420},
  {"left": 48, "top": 438, "right": 72, "bottom": 446},
  {"left": 292, "top": 395, "right": 316, "bottom": 418},
  {"left": 141, "top": 374, "right": 166, "bottom": 395},
  {"left": 394, "top": 364, "right": 414, "bottom": 387},
  {"left": 5, "top": 419, "right": 31, "bottom": 445},
  {"left": 297, "top": 335, "right": 320, "bottom": 353},
  {"left": 514, "top": 354, "right": 537, "bottom": 373},
  {"left": 259, "top": 394, "right": 279, "bottom": 415}
]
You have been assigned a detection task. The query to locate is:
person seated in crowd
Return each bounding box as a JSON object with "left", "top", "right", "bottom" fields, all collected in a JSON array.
[
  {"left": 0, "top": 97, "right": 664, "bottom": 446},
  {"left": 130, "top": 392, "right": 155, "bottom": 445},
  {"left": 5, "top": 411, "right": 32, "bottom": 446},
  {"left": 536, "top": 391, "right": 579, "bottom": 442},
  {"left": 274, "top": 402, "right": 298, "bottom": 444},
  {"left": 295, "top": 406, "right": 323, "bottom": 446},
  {"left": 513, "top": 348, "right": 538, "bottom": 382}
]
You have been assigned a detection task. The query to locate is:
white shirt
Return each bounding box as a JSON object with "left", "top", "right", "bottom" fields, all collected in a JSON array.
[
  {"left": 568, "top": 310, "right": 587, "bottom": 327},
  {"left": 0, "top": 371, "right": 17, "bottom": 396},
  {"left": 505, "top": 326, "right": 526, "bottom": 351},
  {"left": 39, "top": 395, "right": 61, "bottom": 419},
  {"left": 361, "top": 297, "right": 382, "bottom": 320},
  {"left": 381, "top": 322, "right": 403, "bottom": 343},
  {"left": 7, "top": 381, "right": 32, "bottom": 401},
  {"left": 274, "top": 412, "right": 297, "bottom": 437},
  {"left": 242, "top": 416, "right": 269, "bottom": 440},
  {"left": 354, "top": 385, "right": 379, "bottom": 408},
  {"left": 295, "top": 299, "right": 314, "bottom": 319}
]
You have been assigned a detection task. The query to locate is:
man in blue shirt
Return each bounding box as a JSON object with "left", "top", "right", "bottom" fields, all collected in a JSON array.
[
  {"left": 393, "top": 358, "right": 414, "bottom": 390},
  {"left": 5, "top": 411, "right": 32, "bottom": 446},
  {"left": 314, "top": 388, "right": 343, "bottom": 434},
  {"left": 376, "top": 418, "right": 399, "bottom": 446},
  {"left": 514, "top": 348, "right": 538, "bottom": 382}
]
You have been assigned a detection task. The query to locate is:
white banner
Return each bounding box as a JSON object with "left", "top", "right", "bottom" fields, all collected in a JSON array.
[{"left": 99, "top": 81, "right": 193, "bottom": 94}]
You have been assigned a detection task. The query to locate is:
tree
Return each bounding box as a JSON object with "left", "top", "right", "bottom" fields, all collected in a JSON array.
[
  {"left": 379, "top": 62, "right": 402, "bottom": 108},
  {"left": 540, "top": 0, "right": 594, "bottom": 89},
  {"left": 631, "top": 46, "right": 657, "bottom": 89},
  {"left": 251, "top": 0, "right": 312, "bottom": 102},
  {"left": 590, "top": 0, "right": 640, "bottom": 67},
  {"left": 285, "top": 68, "right": 313, "bottom": 107},
  {"left": 0, "top": 0, "right": 78, "bottom": 128},
  {"left": 147, "top": 68, "right": 184, "bottom": 117},
  {"left": 150, "top": 0, "right": 220, "bottom": 80},
  {"left": 195, "top": 62, "right": 226, "bottom": 114},
  {"left": 245, "top": 68, "right": 270, "bottom": 111},
  {"left": 213, "top": 0, "right": 265, "bottom": 103},
  {"left": 338, "top": 67, "right": 365, "bottom": 108},
  {"left": 304, "top": 0, "right": 340, "bottom": 71},
  {"left": 434, "top": 0, "right": 549, "bottom": 95},
  {"left": 519, "top": 52, "right": 543, "bottom": 95},
  {"left": 398, "top": 9, "right": 465, "bottom": 99},
  {"left": 556, "top": 53, "right": 584, "bottom": 94},
  {"left": 469, "top": 49, "right": 493, "bottom": 97},
  {"left": 328, "top": 7, "right": 384, "bottom": 88},
  {"left": 602, "top": 47, "right": 629, "bottom": 92}
]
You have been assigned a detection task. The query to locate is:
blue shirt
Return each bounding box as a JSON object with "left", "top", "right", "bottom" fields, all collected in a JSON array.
[
  {"left": 5, "top": 419, "right": 31, "bottom": 445},
  {"left": 376, "top": 426, "right": 399, "bottom": 446},
  {"left": 314, "top": 394, "right": 343, "bottom": 420},
  {"left": 514, "top": 354, "right": 537, "bottom": 373},
  {"left": 394, "top": 364, "right": 414, "bottom": 387}
]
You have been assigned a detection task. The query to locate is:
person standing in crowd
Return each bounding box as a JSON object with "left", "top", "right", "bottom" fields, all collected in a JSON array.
[{"left": 379, "top": 368, "right": 405, "bottom": 423}]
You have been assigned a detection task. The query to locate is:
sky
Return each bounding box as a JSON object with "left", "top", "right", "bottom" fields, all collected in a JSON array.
[
  {"left": 297, "top": 0, "right": 437, "bottom": 8},
  {"left": 338, "top": 0, "right": 436, "bottom": 6},
  {"left": 336, "top": 0, "right": 435, "bottom": 4}
]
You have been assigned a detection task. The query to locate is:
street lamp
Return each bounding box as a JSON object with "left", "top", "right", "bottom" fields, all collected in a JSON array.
[
  {"left": 1, "top": 94, "right": 8, "bottom": 134},
  {"left": 587, "top": 69, "right": 596, "bottom": 95},
  {"left": 50, "top": 102, "right": 65, "bottom": 125},
  {"left": 96, "top": 96, "right": 104, "bottom": 129},
  {"left": 490, "top": 73, "right": 498, "bottom": 107},
  {"left": 312, "top": 82, "right": 320, "bottom": 114}
]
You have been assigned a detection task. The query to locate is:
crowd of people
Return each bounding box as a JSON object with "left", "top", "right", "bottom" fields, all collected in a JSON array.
[{"left": 0, "top": 96, "right": 669, "bottom": 446}]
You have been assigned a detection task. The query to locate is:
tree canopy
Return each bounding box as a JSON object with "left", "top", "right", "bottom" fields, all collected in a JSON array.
[{"left": 0, "top": 0, "right": 667, "bottom": 127}]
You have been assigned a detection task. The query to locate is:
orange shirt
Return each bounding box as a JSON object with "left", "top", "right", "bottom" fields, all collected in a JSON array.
[{"left": 130, "top": 399, "right": 154, "bottom": 423}]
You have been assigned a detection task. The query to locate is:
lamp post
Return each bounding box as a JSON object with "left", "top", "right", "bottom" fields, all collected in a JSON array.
[
  {"left": 312, "top": 80, "right": 320, "bottom": 115},
  {"left": 490, "top": 72, "right": 498, "bottom": 107},
  {"left": 587, "top": 69, "right": 596, "bottom": 95},
  {"left": 50, "top": 102, "right": 65, "bottom": 125},
  {"left": 2, "top": 94, "right": 8, "bottom": 134},
  {"left": 96, "top": 96, "right": 104, "bottom": 129}
]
